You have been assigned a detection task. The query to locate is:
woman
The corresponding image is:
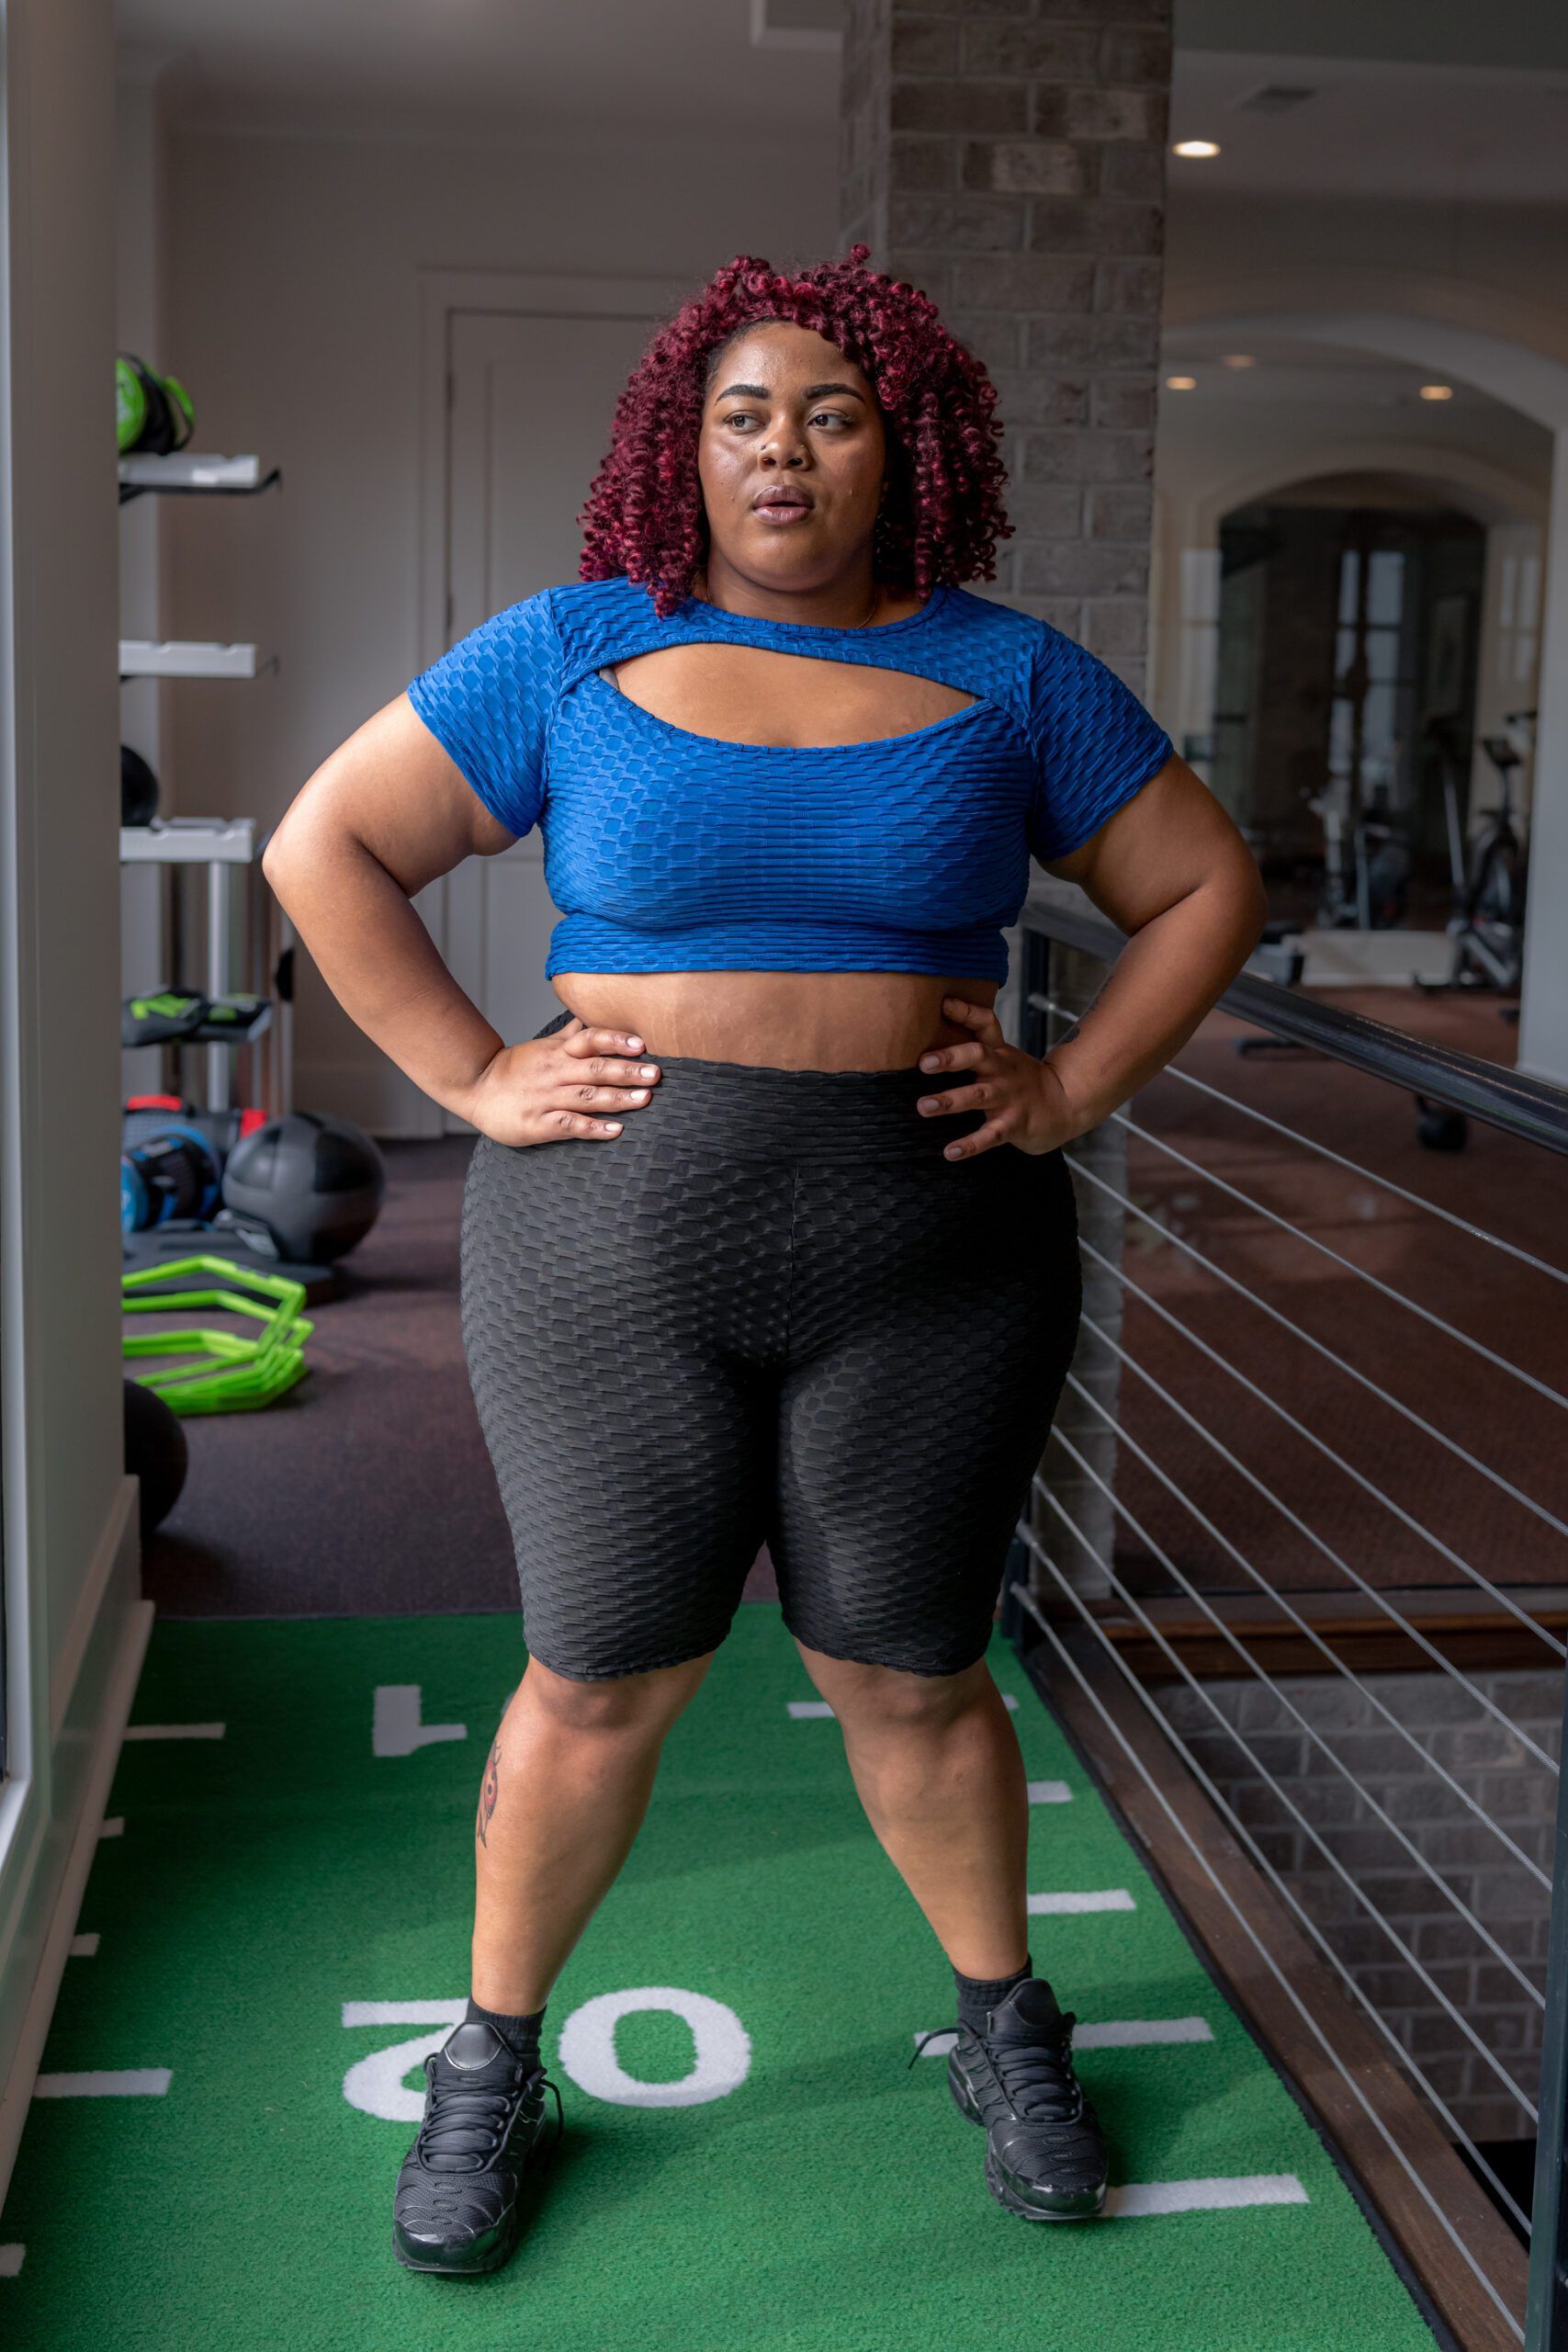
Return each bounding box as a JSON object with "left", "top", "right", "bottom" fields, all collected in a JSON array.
[{"left": 263, "top": 245, "right": 1266, "bottom": 2273}]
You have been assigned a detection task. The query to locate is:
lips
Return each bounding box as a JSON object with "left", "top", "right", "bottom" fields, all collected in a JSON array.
[{"left": 752, "top": 489, "right": 812, "bottom": 512}]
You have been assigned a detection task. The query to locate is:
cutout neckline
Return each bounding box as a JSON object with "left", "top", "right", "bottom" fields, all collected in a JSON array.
[{"left": 587, "top": 659, "right": 991, "bottom": 757}]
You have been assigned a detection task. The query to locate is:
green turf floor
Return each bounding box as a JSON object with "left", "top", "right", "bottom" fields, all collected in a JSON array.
[{"left": 0, "top": 1607, "right": 1437, "bottom": 2350}]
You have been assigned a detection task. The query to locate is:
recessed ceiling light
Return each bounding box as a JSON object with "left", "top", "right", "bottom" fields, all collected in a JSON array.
[
  {"left": 1172, "top": 140, "right": 1221, "bottom": 158},
  {"left": 1221, "top": 354, "right": 1255, "bottom": 369},
  {"left": 1165, "top": 376, "right": 1197, "bottom": 391},
  {"left": 1418, "top": 383, "right": 1454, "bottom": 401}
]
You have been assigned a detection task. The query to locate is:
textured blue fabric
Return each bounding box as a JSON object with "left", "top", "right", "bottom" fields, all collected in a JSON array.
[{"left": 406, "top": 572, "right": 1172, "bottom": 982}]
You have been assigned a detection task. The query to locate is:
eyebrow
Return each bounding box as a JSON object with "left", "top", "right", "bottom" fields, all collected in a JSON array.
[{"left": 711, "top": 380, "right": 867, "bottom": 404}]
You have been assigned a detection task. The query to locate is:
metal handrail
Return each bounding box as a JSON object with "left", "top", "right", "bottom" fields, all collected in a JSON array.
[
  {"left": 1020, "top": 891, "right": 1568, "bottom": 1158},
  {"left": 1012, "top": 893, "right": 1568, "bottom": 2349}
]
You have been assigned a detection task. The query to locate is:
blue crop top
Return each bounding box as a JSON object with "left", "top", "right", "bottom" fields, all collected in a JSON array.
[{"left": 405, "top": 571, "right": 1172, "bottom": 984}]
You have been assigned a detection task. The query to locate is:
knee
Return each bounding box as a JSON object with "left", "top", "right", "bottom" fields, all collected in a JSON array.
[
  {"left": 522, "top": 1654, "right": 705, "bottom": 1741},
  {"left": 820, "top": 1658, "right": 982, "bottom": 1739}
]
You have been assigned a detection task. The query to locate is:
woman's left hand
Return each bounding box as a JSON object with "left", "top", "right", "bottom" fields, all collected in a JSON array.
[{"left": 916, "top": 994, "right": 1081, "bottom": 1160}]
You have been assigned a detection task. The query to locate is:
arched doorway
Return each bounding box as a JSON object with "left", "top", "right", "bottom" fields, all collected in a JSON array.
[
  {"left": 1204, "top": 474, "right": 1527, "bottom": 935},
  {"left": 1154, "top": 274, "right": 1568, "bottom": 1080}
]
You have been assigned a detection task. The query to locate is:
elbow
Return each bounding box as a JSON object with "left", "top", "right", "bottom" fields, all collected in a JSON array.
[{"left": 261, "top": 815, "right": 308, "bottom": 908}]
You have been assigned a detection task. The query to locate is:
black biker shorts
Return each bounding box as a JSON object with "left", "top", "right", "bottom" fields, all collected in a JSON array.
[{"left": 459, "top": 1005, "right": 1082, "bottom": 1680}]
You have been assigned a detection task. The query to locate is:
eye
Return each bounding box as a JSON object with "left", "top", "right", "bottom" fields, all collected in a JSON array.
[{"left": 810, "top": 410, "right": 851, "bottom": 428}]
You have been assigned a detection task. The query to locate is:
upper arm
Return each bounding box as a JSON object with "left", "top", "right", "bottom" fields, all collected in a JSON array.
[
  {"left": 1042, "top": 751, "right": 1262, "bottom": 937},
  {"left": 265, "top": 588, "right": 563, "bottom": 897},
  {"left": 264, "top": 692, "right": 520, "bottom": 899},
  {"left": 1024, "top": 625, "right": 1262, "bottom": 933}
]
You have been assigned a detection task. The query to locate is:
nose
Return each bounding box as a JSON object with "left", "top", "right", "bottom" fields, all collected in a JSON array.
[{"left": 758, "top": 424, "right": 807, "bottom": 467}]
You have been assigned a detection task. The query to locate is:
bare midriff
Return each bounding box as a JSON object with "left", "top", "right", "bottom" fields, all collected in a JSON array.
[{"left": 549, "top": 969, "right": 1000, "bottom": 1071}]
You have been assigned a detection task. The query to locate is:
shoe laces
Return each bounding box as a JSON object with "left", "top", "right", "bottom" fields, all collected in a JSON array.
[
  {"left": 987, "top": 2014, "right": 1084, "bottom": 2124},
  {"left": 415, "top": 2051, "right": 564, "bottom": 2173}
]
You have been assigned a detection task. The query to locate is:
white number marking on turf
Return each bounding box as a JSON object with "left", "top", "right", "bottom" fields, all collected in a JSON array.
[
  {"left": 1028, "top": 1781, "right": 1072, "bottom": 1804},
  {"left": 1027, "top": 1888, "right": 1134, "bottom": 1914},
  {"left": 122, "top": 1723, "right": 224, "bottom": 1741},
  {"left": 914, "top": 2017, "right": 1214, "bottom": 2057},
  {"left": 341, "top": 2003, "right": 466, "bottom": 2123},
  {"left": 1107, "top": 2173, "right": 1308, "bottom": 2218},
  {"left": 0, "top": 2246, "right": 23, "bottom": 2278},
  {"left": 372, "top": 1686, "right": 467, "bottom": 1758},
  {"left": 68, "top": 1934, "right": 99, "bottom": 1958},
  {"left": 33, "top": 2069, "right": 170, "bottom": 2098},
  {"left": 557, "top": 1987, "right": 751, "bottom": 2109}
]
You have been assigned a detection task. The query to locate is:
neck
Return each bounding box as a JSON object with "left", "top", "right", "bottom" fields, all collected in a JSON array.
[{"left": 691, "top": 552, "right": 884, "bottom": 630}]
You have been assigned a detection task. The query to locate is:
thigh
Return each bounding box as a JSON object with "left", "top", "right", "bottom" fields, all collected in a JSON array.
[
  {"left": 771, "top": 1145, "right": 1082, "bottom": 1676},
  {"left": 460, "top": 1129, "right": 787, "bottom": 1679}
]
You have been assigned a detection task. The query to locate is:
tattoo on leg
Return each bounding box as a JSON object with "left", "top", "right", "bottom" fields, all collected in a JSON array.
[{"left": 476, "top": 1733, "right": 502, "bottom": 1848}]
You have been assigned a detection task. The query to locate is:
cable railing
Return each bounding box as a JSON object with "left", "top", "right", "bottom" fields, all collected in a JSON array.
[{"left": 1003, "top": 891, "right": 1568, "bottom": 2352}]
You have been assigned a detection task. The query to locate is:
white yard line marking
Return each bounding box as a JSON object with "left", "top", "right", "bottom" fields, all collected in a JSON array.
[
  {"left": 1108, "top": 2173, "right": 1308, "bottom": 2219},
  {"left": 68, "top": 1934, "right": 99, "bottom": 1958},
  {"left": 1028, "top": 1780, "right": 1072, "bottom": 1804},
  {"left": 342, "top": 2000, "right": 465, "bottom": 2029},
  {"left": 914, "top": 2017, "right": 1214, "bottom": 2057},
  {"left": 33, "top": 2069, "right": 171, "bottom": 2098},
  {"left": 1077, "top": 2016, "right": 1213, "bottom": 2049},
  {"left": 1027, "top": 1888, "right": 1135, "bottom": 1914},
  {"left": 0, "top": 2245, "right": 23, "bottom": 2278},
  {"left": 98, "top": 1817, "right": 124, "bottom": 1838},
  {"left": 122, "top": 1724, "right": 224, "bottom": 1741},
  {"left": 372, "top": 1687, "right": 467, "bottom": 1757},
  {"left": 790, "top": 1695, "right": 1021, "bottom": 1720}
]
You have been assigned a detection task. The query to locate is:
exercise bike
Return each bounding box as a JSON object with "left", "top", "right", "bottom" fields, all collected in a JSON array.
[
  {"left": 1416, "top": 711, "right": 1530, "bottom": 1006},
  {"left": 1303, "top": 775, "right": 1412, "bottom": 933}
]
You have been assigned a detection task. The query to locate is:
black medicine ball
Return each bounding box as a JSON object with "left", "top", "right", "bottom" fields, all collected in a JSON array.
[
  {"left": 220, "top": 1111, "right": 386, "bottom": 1262},
  {"left": 121, "top": 744, "right": 159, "bottom": 826},
  {"left": 124, "top": 1376, "right": 189, "bottom": 1536}
]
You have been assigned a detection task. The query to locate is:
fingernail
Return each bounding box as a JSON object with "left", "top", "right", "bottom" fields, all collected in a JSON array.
[
  {"left": 639, "top": 1064, "right": 658, "bottom": 1079},
  {"left": 944, "top": 1143, "right": 964, "bottom": 1159},
  {"left": 626, "top": 1036, "right": 643, "bottom": 1051},
  {"left": 919, "top": 1055, "right": 939, "bottom": 1070}
]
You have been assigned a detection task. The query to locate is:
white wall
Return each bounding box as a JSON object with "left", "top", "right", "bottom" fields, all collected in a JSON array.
[
  {"left": 0, "top": 0, "right": 147, "bottom": 2207},
  {"left": 161, "top": 126, "right": 837, "bottom": 1134}
]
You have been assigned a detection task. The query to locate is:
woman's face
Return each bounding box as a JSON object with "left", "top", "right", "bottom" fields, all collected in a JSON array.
[{"left": 695, "top": 320, "right": 887, "bottom": 592}]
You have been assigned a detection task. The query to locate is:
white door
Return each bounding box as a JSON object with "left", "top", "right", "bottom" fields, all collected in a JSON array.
[{"left": 436, "top": 285, "right": 686, "bottom": 1131}]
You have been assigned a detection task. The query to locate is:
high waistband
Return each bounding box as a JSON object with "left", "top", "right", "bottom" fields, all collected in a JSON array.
[{"left": 529, "top": 1004, "right": 989, "bottom": 1163}]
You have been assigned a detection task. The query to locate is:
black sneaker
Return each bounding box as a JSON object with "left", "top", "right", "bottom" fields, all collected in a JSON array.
[
  {"left": 391, "top": 2018, "right": 561, "bottom": 2274},
  {"left": 947, "top": 1976, "right": 1108, "bottom": 2221}
]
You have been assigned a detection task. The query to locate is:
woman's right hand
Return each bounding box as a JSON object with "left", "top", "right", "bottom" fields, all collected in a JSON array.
[{"left": 459, "top": 1018, "right": 662, "bottom": 1147}]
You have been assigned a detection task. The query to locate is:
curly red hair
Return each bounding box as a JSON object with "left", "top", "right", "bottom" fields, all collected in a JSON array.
[{"left": 577, "top": 244, "right": 1012, "bottom": 619}]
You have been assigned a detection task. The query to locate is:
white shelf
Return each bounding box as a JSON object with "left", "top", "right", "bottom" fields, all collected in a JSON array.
[
  {"left": 119, "top": 817, "right": 260, "bottom": 866},
  {"left": 118, "top": 639, "right": 262, "bottom": 680},
  {"left": 118, "top": 451, "right": 265, "bottom": 492}
]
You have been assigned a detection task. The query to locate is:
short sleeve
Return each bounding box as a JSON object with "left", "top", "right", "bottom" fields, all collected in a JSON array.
[
  {"left": 405, "top": 586, "right": 563, "bottom": 838},
  {"left": 1025, "top": 622, "right": 1173, "bottom": 865}
]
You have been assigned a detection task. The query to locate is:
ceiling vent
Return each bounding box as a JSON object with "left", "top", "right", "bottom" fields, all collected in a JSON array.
[
  {"left": 1233, "top": 85, "right": 1318, "bottom": 115},
  {"left": 751, "top": 0, "right": 846, "bottom": 48}
]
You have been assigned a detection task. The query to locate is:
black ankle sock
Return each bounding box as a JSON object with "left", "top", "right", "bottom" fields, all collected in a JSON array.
[
  {"left": 953, "top": 1954, "right": 1033, "bottom": 2031},
  {"left": 465, "top": 1994, "right": 546, "bottom": 2055}
]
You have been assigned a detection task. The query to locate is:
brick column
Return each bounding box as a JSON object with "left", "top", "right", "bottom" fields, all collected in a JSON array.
[
  {"left": 839, "top": 0, "right": 1171, "bottom": 695},
  {"left": 841, "top": 3, "right": 1172, "bottom": 1607}
]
